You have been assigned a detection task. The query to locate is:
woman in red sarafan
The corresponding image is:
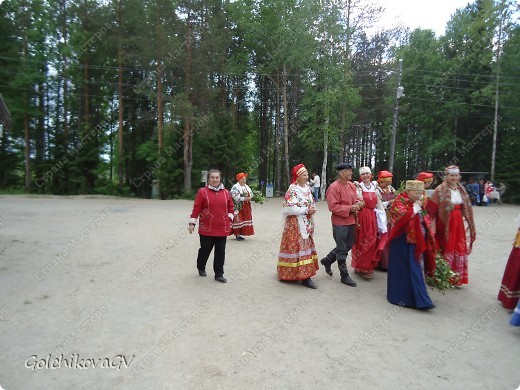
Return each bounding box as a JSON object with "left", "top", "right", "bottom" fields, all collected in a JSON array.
[
  {"left": 416, "top": 171, "right": 434, "bottom": 209},
  {"left": 376, "top": 170, "right": 396, "bottom": 271},
  {"left": 427, "top": 165, "right": 476, "bottom": 286},
  {"left": 498, "top": 225, "right": 520, "bottom": 310},
  {"left": 277, "top": 164, "right": 319, "bottom": 289},
  {"left": 230, "top": 172, "right": 255, "bottom": 240},
  {"left": 351, "top": 166, "right": 387, "bottom": 280}
]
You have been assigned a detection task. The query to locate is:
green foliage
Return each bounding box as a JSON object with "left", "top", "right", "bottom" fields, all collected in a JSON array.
[
  {"left": 0, "top": 0, "right": 518, "bottom": 201},
  {"left": 426, "top": 252, "right": 460, "bottom": 293},
  {"left": 252, "top": 190, "right": 266, "bottom": 204}
]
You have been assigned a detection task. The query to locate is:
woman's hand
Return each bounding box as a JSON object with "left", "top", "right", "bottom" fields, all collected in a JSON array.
[
  {"left": 308, "top": 206, "right": 316, "bottom": 215},
  {"left": 245, "top": 196, "right": 252, "bottom": 201}
]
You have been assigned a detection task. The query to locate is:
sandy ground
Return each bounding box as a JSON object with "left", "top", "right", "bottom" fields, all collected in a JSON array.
[{"left": 0, "top": 194, "right": 518, "bottom": 390}]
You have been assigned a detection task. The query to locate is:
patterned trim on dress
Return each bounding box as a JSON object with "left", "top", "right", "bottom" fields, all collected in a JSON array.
[{"left": 277, "top": 257, "right": 318, "bottom": 268}]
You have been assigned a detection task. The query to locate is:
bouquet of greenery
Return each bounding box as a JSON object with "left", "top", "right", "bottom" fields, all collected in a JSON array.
[
  {"left": 252, "top": 190, "right": 266, "bottom": 204},
  {"left": 426, "top": 252, "right": 460, "bottom": 293}
]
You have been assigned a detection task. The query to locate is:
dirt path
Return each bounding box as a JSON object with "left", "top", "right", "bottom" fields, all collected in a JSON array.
[{"left": 0, "top": 195, "right": 518, "bottom": 389}]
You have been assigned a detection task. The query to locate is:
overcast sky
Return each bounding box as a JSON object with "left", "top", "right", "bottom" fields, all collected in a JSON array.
[{"left": 375, "top": 0, "right": 471, "bottom": 35}]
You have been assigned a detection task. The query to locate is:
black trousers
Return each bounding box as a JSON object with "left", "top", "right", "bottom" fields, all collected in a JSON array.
[
  {"left": 197, "top": 235, "right": 227, "bottom": 277},
  {"left": 322, "top": 225, "right": 355, "bottom": 276}
]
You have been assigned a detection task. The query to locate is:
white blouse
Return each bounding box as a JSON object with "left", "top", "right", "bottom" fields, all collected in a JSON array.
[{"left": 450, "top": 189, "right": 463, "bottom": 205}]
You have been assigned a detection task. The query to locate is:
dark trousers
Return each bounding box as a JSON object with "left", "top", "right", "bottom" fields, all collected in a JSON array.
[
  {"left": 478, "top": 192, "right": 485, "bottom": 206},
  {"left": 197, "top": 235, "right": 227, "bottom": 277},
  {"left": 322, "top": 225, "right": 355, "bottom": 276}
]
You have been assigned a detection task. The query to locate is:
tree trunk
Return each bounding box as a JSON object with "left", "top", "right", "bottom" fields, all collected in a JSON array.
[
  {"left": 118, "top": 43, "right": 124, "bottom": 190},
  {"left": 259, "top": 76, "right": 268, "bottom": 190},
  {"left": 283, "top": 64, "right": 290, "bottom": 187},
  {"left": 24, "top": 112, "right": 31, "bottom": 191},
  {"left": 183, "top": 16, "right": 193, "bottom": 193},
  {"left": 321, "top": 120, "right": 328, "bottom": 201},
  {"left": 275, "top": 74, "right": 281, "bottom": 192},
  {"left": 157, "top": 64, "right": 163, "bottom": 153}
]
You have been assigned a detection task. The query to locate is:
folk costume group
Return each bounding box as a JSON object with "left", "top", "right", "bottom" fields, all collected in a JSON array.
[{"left": 188, "top": 164, "right": 518, "bottom": 321}]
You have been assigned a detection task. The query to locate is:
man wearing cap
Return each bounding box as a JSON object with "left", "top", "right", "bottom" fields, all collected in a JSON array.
[{"left": 320, "top": 162, "right": 361, "bottom": 287}]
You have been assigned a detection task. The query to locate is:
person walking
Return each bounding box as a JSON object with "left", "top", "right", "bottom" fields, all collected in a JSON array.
[
  {"left": 277, "top": 164, "right": 319, "bottom": 289},
  {"left": 351, "top": 166, "right": 386, "bottom": 280},
  {"left": 230, "top": 172, "right": 255, "bottom": 241},
  {"left": 319, "top": 162, "right": 360, "bottom": 287},
  {"left": 387, "top": 180, "right": 437, "bottom": 310},
  {"left": 189, "top": 169, "right": 235, "bottom": 283},
  {"left": 376, "top": 170, "right": 397, "bottom": 271},
  {"left": 498, "top": 224, "right": 520, "bottom": 311},
  {"left": 427, "top": 165, "right": 476, "bottom": 286},
  {"left": 416, "top": 171, "right": 435, "bottom": 208}
]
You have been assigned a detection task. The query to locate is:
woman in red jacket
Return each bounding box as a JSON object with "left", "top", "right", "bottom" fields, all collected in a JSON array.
[{"left": 189, "top": 169, "right": 235, "bottom": 283}]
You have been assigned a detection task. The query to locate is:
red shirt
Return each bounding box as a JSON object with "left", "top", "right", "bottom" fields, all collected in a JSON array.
[
  {"left": 190, "top": 186, "right": 234, "bottom": 237},
  {"left": 325, "top": 179, "right": 358, "bottom": 226}
]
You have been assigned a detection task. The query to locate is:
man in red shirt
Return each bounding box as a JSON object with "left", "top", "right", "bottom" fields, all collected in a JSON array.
[{"left": 320, "top": 162, "right": 363, "bottom": 287}]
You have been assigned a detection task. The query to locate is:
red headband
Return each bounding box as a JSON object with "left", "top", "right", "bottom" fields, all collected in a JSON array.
[
  {"left": 291, "top": 164, "right": 307, "bottom": 183},
  {"left": 236, "top": 172, "right": 248, "bottom": 181},
  {"left": 416, "top": 172, "right": 433, "bottom": 183}
]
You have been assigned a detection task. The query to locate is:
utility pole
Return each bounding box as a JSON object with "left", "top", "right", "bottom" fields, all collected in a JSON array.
[
  {"left": 491, "top": 0, "right": 504, "bottom": 183},
  {"left": 389, "top": 58, "right": 403, "bottom": 172}
]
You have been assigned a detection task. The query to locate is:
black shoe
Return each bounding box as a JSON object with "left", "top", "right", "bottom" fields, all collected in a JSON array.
[
  {"left": 198, "top": 270, "right": 207, "bottom": 277},
  {"left": 302, "top": 278, "right": 317, "bottom": 289},
  {"left": 341, "top": 275, "right": 357, "bottom": 287},
  {"left": 215, "top": 276, "right": 227, "bottom": 283},
  {"left": 320, "top": 258, "right": 333, "bottom": 276},
  {"left": 236, "top": 236, "right": 245, "bottom": 241}
]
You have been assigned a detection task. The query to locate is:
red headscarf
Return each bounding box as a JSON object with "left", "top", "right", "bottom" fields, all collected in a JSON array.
[
  {"left": 291, "top": 164, "right": 307, "bottom": 183},
  {"left": 416, "top": 172, "right": 433, "bottom": 183},
  {"left": 235, "top": 172, "right": 248, "bottom": 181},
  {"left": 377, "top": 170, "right": 393, "bottom": 183}
]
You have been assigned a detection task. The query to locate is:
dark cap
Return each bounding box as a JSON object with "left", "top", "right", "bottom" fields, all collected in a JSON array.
[{"left": 336, "top": 162, "right": 353, "bottom": 171}]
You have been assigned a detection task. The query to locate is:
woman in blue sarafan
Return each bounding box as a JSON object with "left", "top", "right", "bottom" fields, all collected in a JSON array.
[{"left": 387, "top": 180, "right": 437, "bottom": 310}]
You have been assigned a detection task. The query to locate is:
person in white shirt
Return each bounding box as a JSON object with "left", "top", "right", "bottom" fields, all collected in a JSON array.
[{"left": 310, "top": 172, "right": 321, "bottom": 202}]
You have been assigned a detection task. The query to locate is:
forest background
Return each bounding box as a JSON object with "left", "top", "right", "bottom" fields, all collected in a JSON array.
[{"left": 0, "top": 0, "right": 518, "bottom": 202}]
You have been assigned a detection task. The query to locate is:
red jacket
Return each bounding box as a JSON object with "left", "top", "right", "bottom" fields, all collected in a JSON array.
[
  {"left": 325, "top": 179, "right": 358, "bottom": 226},
  {"left": 190, "top": 185, "right": 234, "bottom": 237}
]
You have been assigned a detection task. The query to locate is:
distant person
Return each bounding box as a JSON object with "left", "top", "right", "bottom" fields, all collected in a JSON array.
[
  {"left": 189, "top": 169, "right": 234, "bottom": 283},
  {"left": 484, "top": 180, "right": 494, "bottom": 205},
  {"left": 230, "top": 172, "right": 255, "bottom": 241},
  {"left": 498, "top": 224, "right": 520, "bottom": 312},
  {"left": 478, "top": 179, "right": 485, "bottom": 206},
  {"left": 387, "top": 180, "right": 437, "bottom": 310},
  {"left": 310, "top": 172, "right": 321, "bottom": 202},
  {"left": 464, "top": 178, "right": 478, "bottom": 206},
  {"left": 352, "top": 166, "right": 387, "bottom": 280},
  {"left": 320, "top": 162, "right": 360, "bottom": 287},
  {"left": 277, "top": 164, "right": 319, "bottom": 289},
  {"left": 427, "top": 165, "right": 476, "bottom": 286}
]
